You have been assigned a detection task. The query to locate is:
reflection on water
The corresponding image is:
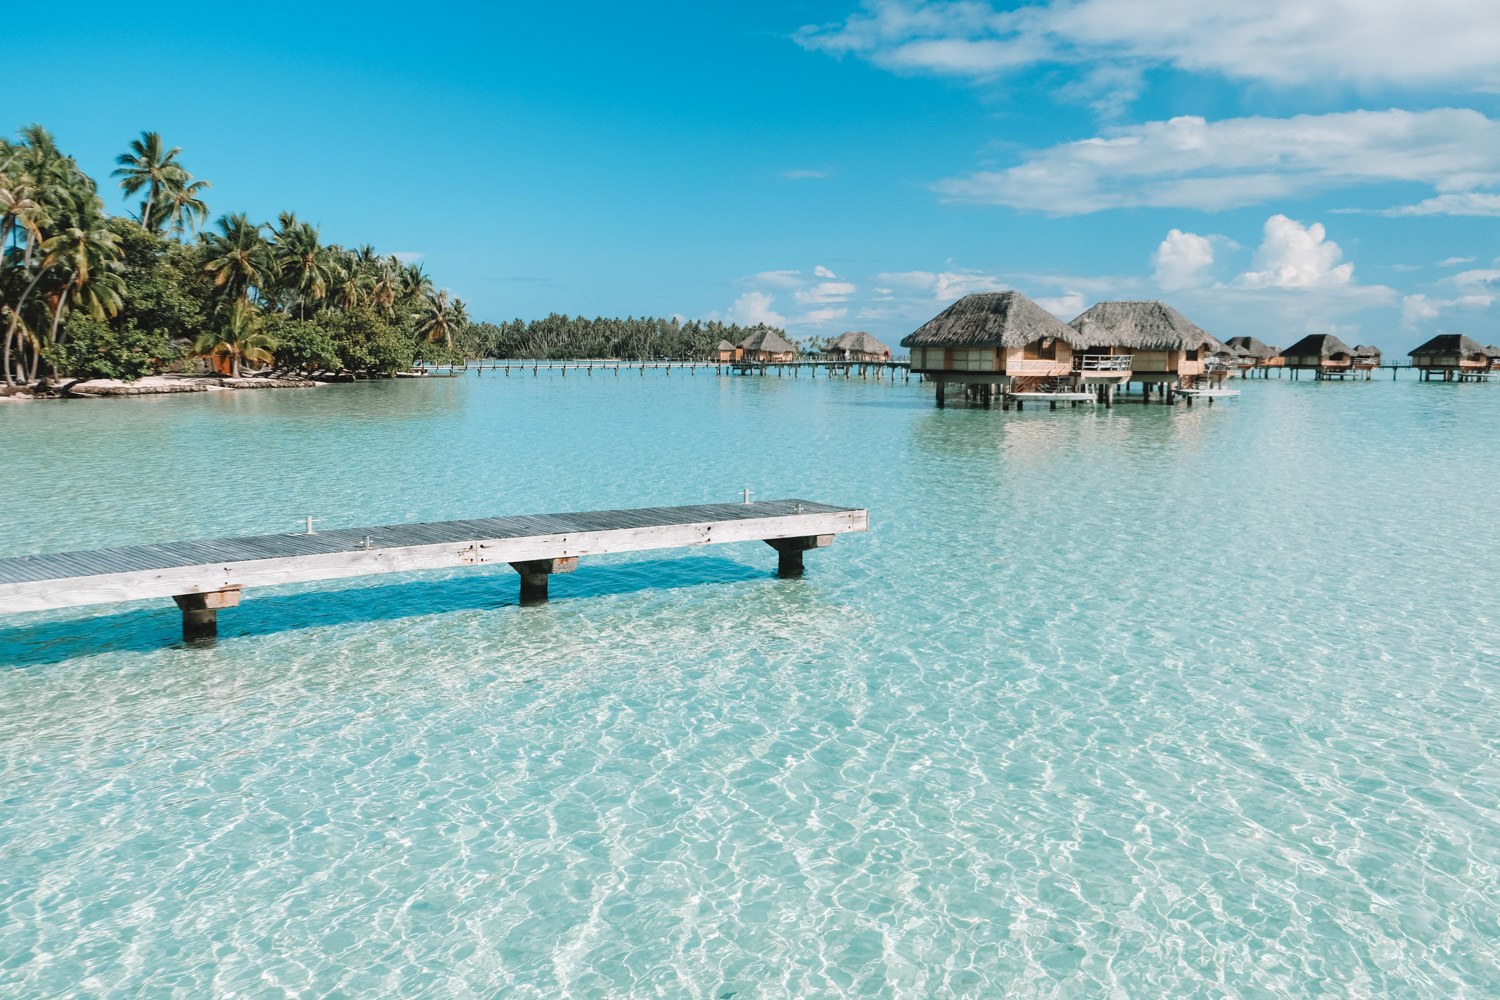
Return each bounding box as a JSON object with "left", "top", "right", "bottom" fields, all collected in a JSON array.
[{"left": 2, "top": 370, "right": 1498, "bottom": 996}]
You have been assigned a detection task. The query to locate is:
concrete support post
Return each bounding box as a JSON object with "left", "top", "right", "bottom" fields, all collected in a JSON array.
[
  {"left": 172, "top": 588, "right": 241, "bottom": 642},
  {"left": 509, "top": 556, "right": 579, "bottom": 605},
  {"left": 765, "top": 534, "right": 834, "bottom": 578}
]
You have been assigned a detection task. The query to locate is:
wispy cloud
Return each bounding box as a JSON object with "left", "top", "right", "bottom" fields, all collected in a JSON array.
[
  {"left": 780, "top": 168, "right": 834, "bottom": 180},
  {"left": 392, "top": 251, "right": 425, "bottom": 263},
  {"left": 932, "top": 109, "right": 1500, "bottom": 215},
  {"left": 796, "top": 0, "right": 1500, "bottom": 102}
]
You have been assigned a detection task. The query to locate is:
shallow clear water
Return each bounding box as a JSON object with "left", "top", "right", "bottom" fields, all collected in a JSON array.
[{"left": 1, "top": 370, "right": 1497, "bottom": 997}]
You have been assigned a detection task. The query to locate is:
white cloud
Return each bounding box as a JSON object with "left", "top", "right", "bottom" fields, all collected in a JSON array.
[
  {"left": 392, "top": 251, "right": 425, "bottom": 264},
  {"left": 1450, "top": 268, "right": 1500, "bottom": 289},
  {"left": 796, "top": 0, "right": 1500, "bottom": 94},
  {"left": 1402, "top": 294, "right": 1441, "bottom": 326},
  {"left": 933, "top": 109, "right": 1500, "bottom": 215},
  {"left": 1375, "top": 192, "right": 1500, "bottom": 216},
  {"left": 1034, "top": 292, "right": 1086, "bottom": 318},
  {"left": 794, "top": 281, "right": 857, "bottom": 304},
  {"left": 727, "top": 291, "right": 787, "bottom": 327},
  {"left": 1152, "top": 229, "right": 1215, "bottom": 290},
  {"left": 876, "top": 269, "right": 1009, "bottom": 301},
  {"left": 1438, "top": 256, "right": 1477, "bottom": 266},
  {"left": 793, "top": 307, "right": 849, "bottom": 327},
  {"left": 1236, "top": 216, "right": 1354, "bottom": 289},
  {"left": 751, "top": 269, "right": 804, "bottom": 288},
  {"left": 814, "top": 265, "right": 837, "bottom": 278}
]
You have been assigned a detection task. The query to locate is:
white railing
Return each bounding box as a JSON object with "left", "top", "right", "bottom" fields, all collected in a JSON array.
[{"left": 1073, "top": 354, "right": 1133, "bottom": 372}]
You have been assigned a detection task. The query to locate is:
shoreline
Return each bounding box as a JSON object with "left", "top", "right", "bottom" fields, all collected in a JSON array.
[{"left": 0, "top": 375, "right": 326, "bottom": 401}]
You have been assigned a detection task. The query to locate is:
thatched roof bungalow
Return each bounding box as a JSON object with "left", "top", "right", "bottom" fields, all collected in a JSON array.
[
  {"left": 739, "top": 328, "right": 797, "bottom": 364},
  {"left": 902, "top": 291, "right": 1088, "bottom": 384},
  {"left": 1225, "top": 336, "right": 1283, "bottom": 369},
  {"left": 1487, "top": 345, "right": 1500, "bottom": 370},
  {"left": 1351, "top": 344, "right": 1383, "bottom": 370},
  {"left": 824, "top": 331, "right": 891, "bottom": 362},
  {"left": 1409, "top": 334, "right": 1491, "bottom": 379},
  {"left": 715, "top": 339, "right": 738, "bottom": 362},
  {"left": 1068, "top": 301, "right": 1225, "bottom": 384},
  {"left": 1278, "top": 334, "right": 1355, "bottom": 371}
]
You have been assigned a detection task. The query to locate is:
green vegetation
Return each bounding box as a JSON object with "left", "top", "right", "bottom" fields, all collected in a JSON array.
[
  {"left": 1, "top": 124, "right": 795, "bottom": 390},
  {"left": 464, "top": 314, "right": 788, "bottom": 361},
  {"left": 1, "top": 125, "right": 466, "bottom": 387}
]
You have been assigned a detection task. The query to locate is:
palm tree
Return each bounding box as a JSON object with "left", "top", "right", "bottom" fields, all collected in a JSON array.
[
  {"left": 414, "top": 288, "right": 457, "bottom": 346},
  {"left": 39, "top": 223, "right": 124, "bottom": 369},
  {"left": 200, "top": 213, "right": 271, "bottom": 305},
  {"left": 160, "top": 177, "right": 210, "bottom": 237},
  {"left": 268, "top": 212, "right": 335, "bottom": 318},
  {"left": 113, "top": 132, "right": 196, "bottom": 234},
  {"left": 195, "top": 300, "right": 276, "bottom": 378}
]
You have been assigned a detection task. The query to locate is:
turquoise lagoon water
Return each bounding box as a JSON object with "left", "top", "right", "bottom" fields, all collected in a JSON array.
[{"left": 1, "top": 370, "right": 1497, "bottom": 997}]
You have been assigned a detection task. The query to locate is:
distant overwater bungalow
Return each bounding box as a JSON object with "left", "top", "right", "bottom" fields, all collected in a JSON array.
[
  {"left": 716, "top": 339, "right": 738, "bottom": 363},
  {"left": 1277, "top": 333, "right": 1359, "bottom": 379},
  {"left": 1224, "top": 336, "right": 1283, "bottom": 377},
  {"left": 1352, "top": 344, "right": 1383, "bottom": 375},
  {"left": 1487, "top": 345, "right": 1500, "bottom": 372},
  {"left": 824, "top": 331, "right": 891, "bottom": 362},
  {"left": 901, "top": 291, "right": 1107, "bottom": 408},
  {"left": 1409, "top": 334, "right": 1492, "bottom": 381},
  {"left": 1069, "top": 300, "right": 1231, "bottom": 400},
  {"left": 739, "top": 328, "right": 797, "bottom": 363}
]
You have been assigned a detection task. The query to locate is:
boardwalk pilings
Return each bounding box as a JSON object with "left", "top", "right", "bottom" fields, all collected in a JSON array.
[
  {"left": 172, "top": 588, "right": 240, "bottom": 642},
  {"left": 766, "top": 534, "right": 833, "bottom": 577},
  {"left": 510, "top": 556, "right": 578, "bottom": 605}
]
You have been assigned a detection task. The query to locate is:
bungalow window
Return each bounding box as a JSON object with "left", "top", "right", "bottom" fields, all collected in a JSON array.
[
  {"left": 1185, "top": 348, "right": 1199, "bottom": 361},
  {"left": 1022, "top": 338, "right": 1057, "bottom": 361}
]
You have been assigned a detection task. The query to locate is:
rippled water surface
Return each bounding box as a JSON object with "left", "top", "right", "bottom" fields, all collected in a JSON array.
[{"left": 2, "top": 370, "right": 1497, "bottom": 997}]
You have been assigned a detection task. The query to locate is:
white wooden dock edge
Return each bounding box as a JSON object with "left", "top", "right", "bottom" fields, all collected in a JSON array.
[{"left": 0, "top": 507, "right": 868, "bottom": 615}]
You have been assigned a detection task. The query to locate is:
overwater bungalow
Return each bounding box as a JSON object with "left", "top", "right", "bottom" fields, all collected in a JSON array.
[
  {"left": 1069, "top": 300, "right": 1228, "bottom": 396},
  {"left": 1486, "top": 345, "right": 1500, "bottom": 371},
  {"left": 902, "top": 291, "right": 1102, "bottom": 407},
  {"left": 739, "top": 328, "right": 797, "bottom": 364},
  {"left": 1408, "top": 334, "right": 1492, "bottom": 381},
  {"left": 1277, "top": 333, "right": 1357, "bottom": 379},
  {"left": 715, "top": 339, "right": 738, "bottom": 362},
  {"left": 1352, "top": 344, "right": 1383, "bottom": 375},
  {"left": 824, "top": 331, "right": 891, "bottom": 362},
  {"left": 1224, "top": 336, "right": 1282, "bottom": 377}
]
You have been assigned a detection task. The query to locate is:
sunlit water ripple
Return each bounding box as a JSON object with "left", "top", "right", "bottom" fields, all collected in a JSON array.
[{"left": 1, "top": 371, "right": 1497, "bottom": 997}]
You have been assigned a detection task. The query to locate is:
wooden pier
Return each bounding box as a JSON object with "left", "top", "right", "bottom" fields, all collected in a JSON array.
[
  {"left": 0, "top": 500, "right": 868, "bottom": 642},
  {"left": 411, "top": 359, "right": 913, "bottom": 381}
]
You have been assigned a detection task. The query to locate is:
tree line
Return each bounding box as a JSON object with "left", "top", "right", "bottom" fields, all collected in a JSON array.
[
  {"left": 462, "top": 315, "right": 788, "bottom": 361},
  {"left": 0, "top": 125, "right": 466, "bottom": 387},
  {"left": 1, "top": 125, "right": 800, "bottom": 389}
]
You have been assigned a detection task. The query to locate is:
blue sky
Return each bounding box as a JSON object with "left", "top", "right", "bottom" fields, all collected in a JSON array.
[{"left": 10, "top": 1, "right": 1500, "bottom": 352}]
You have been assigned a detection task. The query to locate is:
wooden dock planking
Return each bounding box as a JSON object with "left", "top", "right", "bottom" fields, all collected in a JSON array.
[{"left": 0, "top": 500, "right": 868, "bottom": 639}]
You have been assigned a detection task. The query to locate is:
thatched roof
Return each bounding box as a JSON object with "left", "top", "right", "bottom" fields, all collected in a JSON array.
[
  {"left": 827, "top": 330, "right": 890, "bottom": 355},
  {"left": 1408, "top": 333, "right": 1488, "bottom": 357},
  {"left": 716, "top": 340, "right": 735, "bottom": 351},
  {"left": 740, "top": 328, "right": 796, "bottom": 354},
  {"left": 1068, "top": 301, "right": 1223, "bottom": 351},
  {"left": 1351, "top": 344, "right": 1382, "bottom": 360},
  {"left": 1280, "top": 333, "right": 1354, "bottom": 359},
  {"left": 1487, "top": 345, "right": 1500, "bottom": 360},
  {"left": 1225, "top": 336, "right": 1279, "bottom": 360},
  {"left": 900, "top": 291, "right": 1079, "bottom": 349}
]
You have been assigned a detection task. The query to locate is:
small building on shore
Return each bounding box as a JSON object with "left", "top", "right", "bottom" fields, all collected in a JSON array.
[
  {"left": 715, "top": 339, "right": 738, "bottom": 362},
  {"left": 1409, "top": 334, "right": 1492, "bottom": 381},
  {"left": 824, "top": 331, "right": 891, "bottom": 362},
  {"left": 1277, "top": 334, "right": 1356, "bottom": 379},
  {"left": 902, "top": 291, "right": 1098, "bottom": 407},
  {"left": 1225, "top": 336, "right": 1282, "bottom": 376},
  {"left": 1352, "top": 344, "right": 1383, "bottom": 374},
  {"left": 1069, "top": 300, "right": 1227, "bottom": 391},
  {"left": 739, "top": 328, "right": 797, "bottom": 363}
]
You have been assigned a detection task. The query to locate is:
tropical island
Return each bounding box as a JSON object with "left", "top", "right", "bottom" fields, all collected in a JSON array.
[{"left": 0, "top": 125, "right": 788, "bottom": 397}]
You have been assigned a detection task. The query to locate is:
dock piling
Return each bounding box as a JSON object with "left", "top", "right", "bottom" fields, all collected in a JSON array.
[
  {"left": 510, "top": 556, "right": 579, "bottom": 605},
  {"left": 172, "top": 588, "right": 241, "bottom": 642},
  {"left": 765, "top": 534, "right": 834, "bottom": 578}
]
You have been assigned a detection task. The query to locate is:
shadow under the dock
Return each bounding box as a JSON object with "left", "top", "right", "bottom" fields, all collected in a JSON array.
[{"left": 0, "top": 555, "right": 770, "bottom": 667}]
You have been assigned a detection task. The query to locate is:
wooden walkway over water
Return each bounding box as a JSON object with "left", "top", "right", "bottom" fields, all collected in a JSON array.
[
  {"left": 412, "top": 359, "right": 912, "bottom": 381},
  {"left": 0, "top": 500, "right": 867, "bottom": 642}
]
